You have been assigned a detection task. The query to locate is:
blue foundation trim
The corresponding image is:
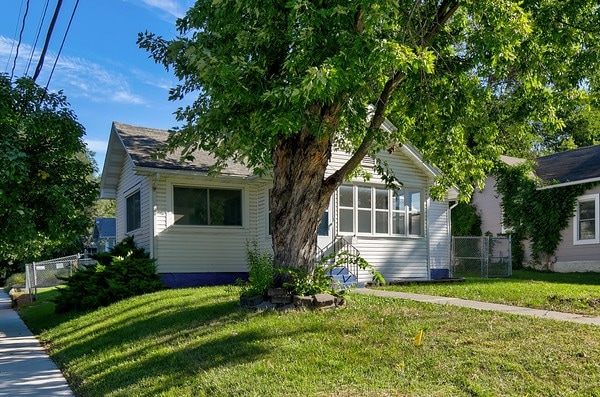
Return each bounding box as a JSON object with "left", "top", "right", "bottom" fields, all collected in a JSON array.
[
  {"left": 430, "top": 269, "right": 450, "bottom": 280},
  {"left": 160, "top": 272, "right": 249, "bottom": 288}
]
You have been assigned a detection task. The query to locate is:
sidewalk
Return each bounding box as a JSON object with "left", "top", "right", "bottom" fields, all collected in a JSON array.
[
  {"left": 355, "top": 288, "right": 600, "bottom": 326},
  {"left": 0, "top": 291, "right": 73, "bottom": 396}
]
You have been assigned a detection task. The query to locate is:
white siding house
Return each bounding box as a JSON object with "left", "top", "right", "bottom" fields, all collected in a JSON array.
[{"left": 100, "top": 122, "right": 458, "bottom": 287}]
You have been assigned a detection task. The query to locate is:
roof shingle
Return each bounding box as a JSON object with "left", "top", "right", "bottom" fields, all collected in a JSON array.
[
  {"left": 534, "top": 144, "right": 600, "bottom": 185},
  {"left": 113, "top": 122, "right": 252, "bottom": 177}
]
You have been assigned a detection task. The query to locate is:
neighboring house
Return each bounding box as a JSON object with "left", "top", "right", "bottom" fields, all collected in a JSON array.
[
  {"left": 100, "top": 122, "right": 458, "bottom": 288},
  {"left": 472, "top": 145, "right": 600, "bottom": 272},
  {"left": 89, "top": 217, "right": 117, "bottom": 254},
  {"left": 473, "top": 155, "right": 526, "bottom": 236}
]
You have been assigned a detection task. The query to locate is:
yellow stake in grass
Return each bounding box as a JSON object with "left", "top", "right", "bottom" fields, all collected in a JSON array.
[{"left": 414, "top": 329, "right": 424, "bottom": 346}]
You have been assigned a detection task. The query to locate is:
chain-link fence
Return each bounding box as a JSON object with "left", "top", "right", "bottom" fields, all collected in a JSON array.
[
  {"left": 451, "top": 236, "right": 512, "bottom": 278},
  {"left": 25, "top": 254, "right": 95, "bottom": 298}
]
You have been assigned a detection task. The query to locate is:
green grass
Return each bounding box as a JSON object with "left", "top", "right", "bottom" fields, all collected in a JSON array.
[
  {"left": 379, "top": 269, "right": 600, "bottom": 316},
  {"left": 19, "top": 284, "right": 600, "bottom": 397}
]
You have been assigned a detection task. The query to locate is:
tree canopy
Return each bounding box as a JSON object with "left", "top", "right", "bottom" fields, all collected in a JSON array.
[
  {"left": 138, "top": 1, "right": 600, "bottom": 271},
  {"left": 0, "top": 75, "right": 98, "bottom": 270}
]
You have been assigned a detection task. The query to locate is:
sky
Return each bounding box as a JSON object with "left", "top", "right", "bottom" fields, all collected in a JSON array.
[{"left": 0, "top": 0, "right": 196, "bottom": 173}]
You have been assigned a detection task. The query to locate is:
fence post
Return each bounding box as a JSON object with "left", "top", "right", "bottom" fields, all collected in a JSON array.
[{"left": 508, "top": 235, "right": 513, "bottom": 277}]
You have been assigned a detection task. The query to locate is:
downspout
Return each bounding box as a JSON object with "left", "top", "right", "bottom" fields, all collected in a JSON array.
[
  {"left": 425, "top": 191, "right": 430, "bottom": 280},
  {"left": 149, "top": 172, "right": 159, "bottom": 261}
]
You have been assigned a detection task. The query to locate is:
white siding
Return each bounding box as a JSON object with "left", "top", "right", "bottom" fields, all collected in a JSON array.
[
  {"left": 112, "top": 144, "right": 451, "bottom": 280},
  {"left": 256, "top": 184, "right": 273, "bottom": 254},
  {"left": 428, "top": 199, "right": 450, "bottom": 271},
  {"left": 329, "top": 147, "right": 442, "bottom": 282},
  {"left": 152, "top": 176, "right": 263, "bottom": 274},
  {"left": 115, "top": 157, "right": 152, "bottom": 252},
  {"left": 353, "top": 237, "right": 429, "bottom": 283}
]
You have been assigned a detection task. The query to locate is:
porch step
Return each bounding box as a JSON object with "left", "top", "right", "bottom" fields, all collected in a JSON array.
[{"left": 326, "top": 267, "right": 359, "bottom": 289}]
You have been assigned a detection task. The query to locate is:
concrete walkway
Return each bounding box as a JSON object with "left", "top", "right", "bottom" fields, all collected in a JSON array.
[
  {"left": 355, "top": 288, "right": 600, "bottom": 326},
  {"left": 0, "top": 291, "right": 73, "bottom": 396}
]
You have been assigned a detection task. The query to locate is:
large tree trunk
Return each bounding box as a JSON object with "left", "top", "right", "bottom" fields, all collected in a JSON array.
[{"left": 270, "top": 126, "right": 334, "bottom": 280}]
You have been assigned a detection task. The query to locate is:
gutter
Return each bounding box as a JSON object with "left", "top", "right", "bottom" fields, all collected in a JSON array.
[
  {"left": 536, "top": 176, "right": 600, "bottom": 190},
  {"left": 132, "top": 166, "right": 261, "bottom": 181}
]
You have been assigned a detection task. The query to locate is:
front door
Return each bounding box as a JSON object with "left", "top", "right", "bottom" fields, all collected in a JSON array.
[{"left": 317, "top": 198, "right": 334, "bottom": 252}]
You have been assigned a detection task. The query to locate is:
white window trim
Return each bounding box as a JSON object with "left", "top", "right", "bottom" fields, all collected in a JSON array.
[
  {"left": 167, "top": 182, "right": 246, "bottom": 229},
  {"left": 573, "top": 194, "right": 599, "bottom": 245},
  {"left": 338, "top": 184, "right": 424, "bottom": 238}
]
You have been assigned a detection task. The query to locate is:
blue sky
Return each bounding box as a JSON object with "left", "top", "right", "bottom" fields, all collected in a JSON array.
[{"left": 0, "top": 0, "right": 195, "bottom": 173}]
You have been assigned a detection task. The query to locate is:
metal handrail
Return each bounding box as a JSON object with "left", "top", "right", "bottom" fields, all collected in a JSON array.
[{"left": 316, "top": 237, "right": 361, "bottom": 278}]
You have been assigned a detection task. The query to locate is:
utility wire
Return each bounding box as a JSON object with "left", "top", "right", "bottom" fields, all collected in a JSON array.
[
  {"left": 25, "top": 0, "right": 51, "bottom": 76},
  {"left": 4, "top": 0, "right": 24, "bottom": 75},
  {"left": 9, "top": 0, "right": 30, "bottom": 80},
  {"left": 33, "top": 0, "right": 63, "bottom": 82},
  {"left": 44, "top": 0, "right": 79, "bottom": 91}
]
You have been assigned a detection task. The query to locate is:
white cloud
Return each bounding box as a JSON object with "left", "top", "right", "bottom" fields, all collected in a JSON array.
[
  {"left": 85, "top": 139, "right": 109, "bottom": 154},
  {"left": 0, "top": 35, "right": 146, "bottom": 106},
  {"left": 140, "top": 0, "right": 186, "bottom": 19}
]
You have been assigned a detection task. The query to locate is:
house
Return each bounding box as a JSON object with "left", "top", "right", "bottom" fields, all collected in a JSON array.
[
  {"left": 90, "top": 217, "right": 117, "bottom": 253},
  {"left": 472, "top": 145, "right": 600, "bottom": 272},
  {"left": 473, "top": 155, "right": 526, "bottom": 236},
  {"left": 100, "top": 122, "right": 459, "bottom": 288}
]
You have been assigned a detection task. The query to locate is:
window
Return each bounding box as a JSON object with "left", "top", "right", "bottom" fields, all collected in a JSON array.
[
  {"left": 338, "top": 185, "right": 423, "bottom": 237},
  {"left": 574, "top": 194, "right": 599, "bottom": 245},
  {"left": 174, "top": 186, "right": 242, "bottom": 226},
  {"left": 126, "top": 191, "right": 141, "bottom": 232}
]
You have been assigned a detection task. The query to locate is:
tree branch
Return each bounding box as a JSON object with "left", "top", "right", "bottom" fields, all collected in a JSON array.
[{"left": 323, "top": 1, "right": 461, "bottom": 193}]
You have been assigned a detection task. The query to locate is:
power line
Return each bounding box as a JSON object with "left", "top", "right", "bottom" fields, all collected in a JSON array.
[
  {"left": 4, "top": 0, "right": 24, "bottom": 75},
  {"left": 9, "top": 0, "right": 30, "bottom": 80},
  {"left": 25, "top": 0, "right": 51, "bottom": 76},
  {"left": 44, "top": 0, "right": 80, "bottom": 91},
  {"left": 33, "top": 0, "right": 64, "bottom": 83}
]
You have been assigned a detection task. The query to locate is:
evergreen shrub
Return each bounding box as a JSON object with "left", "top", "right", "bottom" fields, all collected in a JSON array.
[{"left": 54, "top": 236, "right": 164, "bottom": 313}]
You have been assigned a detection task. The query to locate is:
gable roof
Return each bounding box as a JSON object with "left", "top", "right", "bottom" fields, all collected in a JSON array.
[
  {"left": 100, "top": 121, "right": 458, "bottom": 199},
  {"left": 112, "top": 122, "right": 252, "bottom": 175},
  {"left": 100, "top": 122, "right": 253, "bottom": 198},
  {"left": 535, "top": 144, "right": 600, "bottom": 189}
]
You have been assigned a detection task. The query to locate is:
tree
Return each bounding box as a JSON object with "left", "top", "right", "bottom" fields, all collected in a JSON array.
[
  {"left": 138, "top": 1, "right": 599, "bottom": 278},
  {"left": 0, "top": 75, "right": 98, "bottom": 274}
]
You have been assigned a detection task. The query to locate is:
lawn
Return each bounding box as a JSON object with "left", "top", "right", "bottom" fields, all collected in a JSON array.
[
  {"left": 379, "top": 269, "right": 600, "bottom": 316},
  {"left": 19, "top": 284, "right": 600, "bottom": 397}
]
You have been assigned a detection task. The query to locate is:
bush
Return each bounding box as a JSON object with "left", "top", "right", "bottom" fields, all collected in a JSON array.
[
  {"left": 4, "top": 273, "right": 25, "bottom": 291},
  {"left": 53, "top": 236, "right": 164, "bottom": 313},
  {"left": 238, "top": 242, "right": 276, "bottom": 297}
]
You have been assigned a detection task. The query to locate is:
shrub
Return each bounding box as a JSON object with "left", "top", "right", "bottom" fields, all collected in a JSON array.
[
  {"left": 238, "top": 242, "right": 276, "bottom": 297},
  {"left": 53, "top": 236, "right": 164, "bottom": 313},
  {"left": 4, "top": 273, "right": 25, "bottom": 291}
]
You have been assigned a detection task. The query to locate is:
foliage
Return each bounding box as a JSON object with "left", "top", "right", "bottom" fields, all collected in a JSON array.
[
  {"left": 451, "top": 202, "right": 482, "bottom": 236},
  {"left": 495, "top": 163, "right": 592, "bottom": 263},
  {"left": 138, "top": 1, "right": 600, "bottom": 271},
  {"left": 282, "top": 265, "right": 334, "bottom": 296},
  {"left": 53, "top": 236, "right": 164, "bottom": 313},
  {"left": 333, "top": 250, "right": 386, "bottom": 286},
  {"left": 0, "top": 75, "right": 98, "bottom": 269},
  {"left": 3, "top": 272, "right": 25, "bottom": 291},
  {"left": 238, "top": 243, "right": 276, "bottom": 297},
  {"left": 283, "top": 251, "right": 385, "bottom": 296}
]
